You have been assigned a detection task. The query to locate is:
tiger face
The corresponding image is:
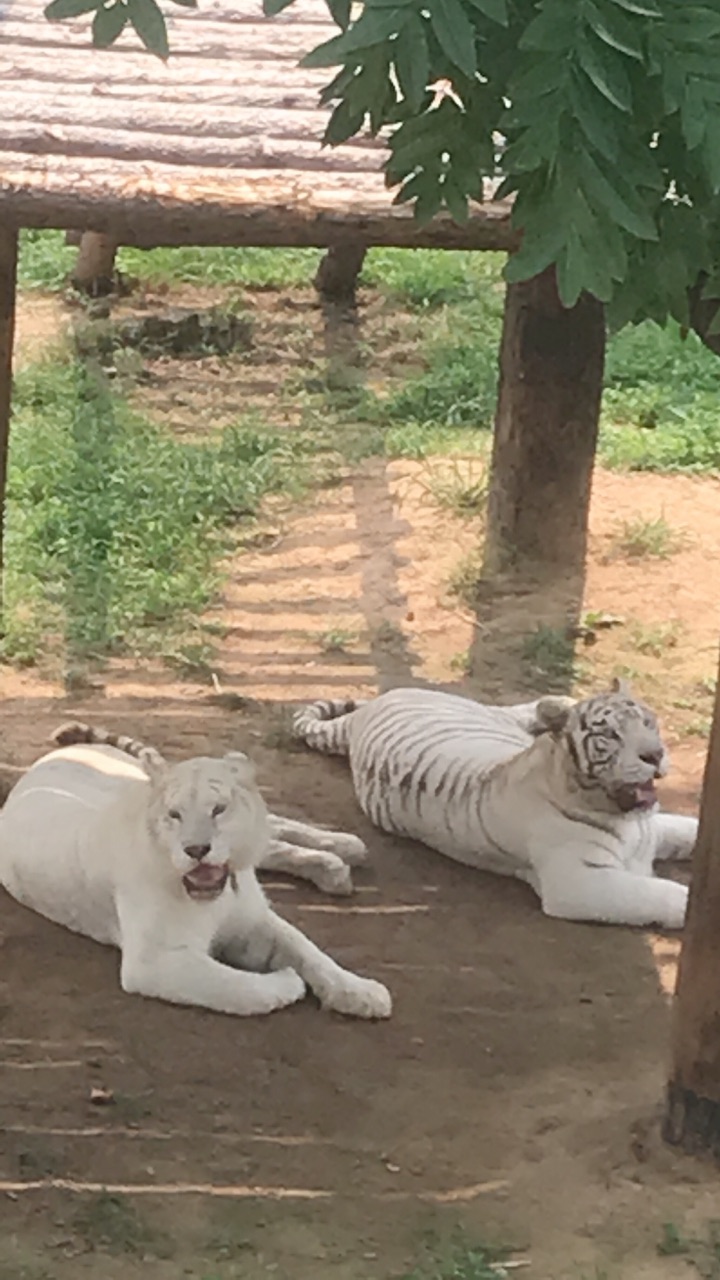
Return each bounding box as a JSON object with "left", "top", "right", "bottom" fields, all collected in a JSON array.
[{"left": 542, "top": 680, "right": 667, "bottom": 814}]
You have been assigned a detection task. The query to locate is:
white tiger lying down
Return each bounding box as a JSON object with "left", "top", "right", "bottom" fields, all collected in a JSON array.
[
  {"left": 293, "top": 681, "right": 698, "bottom": 929},
  {"left": 0, "top": 726, "right": 391, "bottom": 1019}
]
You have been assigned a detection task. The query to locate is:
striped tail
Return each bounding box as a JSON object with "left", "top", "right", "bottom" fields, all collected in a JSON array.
[
  {"left": 292, "top": 698, "right": 365, "bottom": 756},
  {"left": 51, "top": 720, "right": 165, "bottom": 767}
]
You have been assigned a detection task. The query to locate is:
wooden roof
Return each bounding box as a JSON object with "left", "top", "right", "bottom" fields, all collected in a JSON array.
[{"left": 0, "top": 0, "right": 516, "bottom": 250}]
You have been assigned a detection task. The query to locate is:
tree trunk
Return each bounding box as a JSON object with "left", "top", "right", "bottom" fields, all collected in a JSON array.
[
  {"left": 663, "top": 652, "right": 720, "bottom": 1157},
  {"left": 466, "top": 267, "right": 605, "bottom": 698},
  {"left": 0, "top": 226, "right": 18, "bottom": 602},
  {"left": 71, "top": 231, "right": 118, "bottom": 296},
  {"left": 483, "top": 266, "right": 606, "bottom": 578}
]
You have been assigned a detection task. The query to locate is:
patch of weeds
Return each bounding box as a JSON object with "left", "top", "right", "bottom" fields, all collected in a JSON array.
[
  {"left": 4, "top": 356, "right": 310, "bottom": 671},
  {"left": 373, "top": 619, "right": 407, "bottom": 649},
  {"left": 450, "top": 650, "right": 472, "bottom": 675},
  {"left": 72, "top": 1193, "right": 173, "bottom": 1258},
  {"left": 118, "top": 245, "right": 322, "bottom": 289},
  {"left": 422, "top": 462, "right": 488, "bottom": 519},
  {"left": 363, "top": 248, "right": 507, "bottom": 310},
  {"left": 75, "top": 305, "right": 253, "bottom": 363},
  {"left": 607, "top": 514, "right": 688, "bottom": 560},
  {"left": 400, "top": 1239, "right": 514, "bottom": 1280},
  {"left": 697, "top": 676, "right": 717, "bottom": 698},
  {"left": 18, "top": 229, "right": 76, "bottom": 290},
  {"left": 447, "top": 554, "right": 483, "bottom": 608},
  {"left": 627, "top": 619, "right": 683, "bottom": 657},
  {"left": 521, "top": 625, "right": 577, "bottom": 688},
  {"left": 683, "top": 716, "right": 712, "bottom": 739},
  {"left": 658, "top": 1219, "right": 720, "bottom": 1277},
  {"left": 319, "top": 627, "right": 359, "bottom": 654}
]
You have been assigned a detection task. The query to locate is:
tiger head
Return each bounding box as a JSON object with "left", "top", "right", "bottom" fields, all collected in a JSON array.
[{"left": 536, "top": 679, "right": 667, "bottom": 815}]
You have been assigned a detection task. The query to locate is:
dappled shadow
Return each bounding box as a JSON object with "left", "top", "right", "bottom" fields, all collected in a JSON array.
[
  {"left": 467, "top": 565, "right": 586, "bottom": 701},
  {"left": 0, "top": 697, "right": 689, "bottom": 1275}
]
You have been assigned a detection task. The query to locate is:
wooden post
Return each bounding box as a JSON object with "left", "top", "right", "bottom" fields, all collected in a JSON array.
[
  {"left": 314, "top": 243, "right": 367, "bottom": 303},
  {"left": 0, "top": 224, "right": 18, "bottom": 598},
  {"left": 71, "top": 231, "right": 118, "bottom": 295},
  {"left": 663, "top": 649, "right": 720, "bottom": 1156}
]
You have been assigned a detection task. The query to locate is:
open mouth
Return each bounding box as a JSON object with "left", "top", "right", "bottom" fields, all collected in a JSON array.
[
  {"left": 615, "top": 779, "right": 658, "bottom": 812},
  {"left": 182, "top": 861, "right": 230, "bottom": 900}
]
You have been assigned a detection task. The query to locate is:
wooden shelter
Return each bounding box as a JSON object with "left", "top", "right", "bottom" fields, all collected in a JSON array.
[{"left": 0, "top": 0, "right": 515, "bottom": 575}]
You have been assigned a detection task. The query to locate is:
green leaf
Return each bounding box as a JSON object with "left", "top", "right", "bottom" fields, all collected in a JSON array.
[
  {"left": 301, "top": 8, "right": 406, "bottom": 65},
  {"left": 92, "top": 0, "right": 128, "bottom": 45},
  {"left": 584, "top": 0, "right": 643, "bottom": 59},
  {"left": 324, "top": 99, "right": 367, "bottom": 144},
  {"left": 45, "top": 0, "right": 100, "bottom": 19},
  {"left": 577, "top": 32, "right": 632, "bottom": 111},
  {"left": 394, "top": 15, "right": 430, "bottom": 111},
  {"left": 581, "top": 152, "right": 657, "bottom": 240},
  {"left": 520, "top": 4, "right": 578, "bottom": 52},
  {"left": 681, "top": 79, "right": 708, "bottom": 151},
  {"left": 126, "top": 0, "right": 168, "bottom": 56},
  {"left": 262, "top": 0, "right": 294, "bottom": 14},
  {"left": 702, "top": 120, "right": 720, "bottom": 191},
  {"left": 569, "top": 68, "right": 622, "bottom": 159},
  {"left": 327, "top": 0, "right": 351, "bottom": 26},
  {"left": 442, "top": 173, "right": 469, "bottom": 223},
  {"left": 427, "top": 0, "right": 477, "bottom": 77},
  {"left": 466, "top": 0, "right": 507, "bottom": 24},
  {"left": 609, "top": 0, "right": 659, "bottom": 14},
  {"left": 556, "top": 229, "right": 586, "bottom": 307}
]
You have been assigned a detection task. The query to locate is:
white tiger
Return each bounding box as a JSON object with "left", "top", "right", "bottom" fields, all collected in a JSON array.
[
  {"left": 0, "top": 726, "right": 391, "bottom": 1019},
  {"left": 292, "top": 681, "right": 698, "bottom": 929}
]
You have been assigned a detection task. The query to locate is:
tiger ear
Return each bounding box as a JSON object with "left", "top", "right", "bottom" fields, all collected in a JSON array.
[
  {"left": 139, "top": 746, "right": 167, "bottom": 784},
  {"left": 611, "top": 676, "right": 632, "bottom": 697},
  {"left": 224, "top": 751, "right": 257, "bottom": 787},
  {"left": 534, "top": 695, "right": 574, "bottom": 735}
]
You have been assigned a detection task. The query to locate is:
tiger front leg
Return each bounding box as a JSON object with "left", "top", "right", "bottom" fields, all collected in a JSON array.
[
  {"left": 537, "top": 859, "right": 688, "bottom": 929},
  {"left": 267, "top": 813, "right": 368, "bottom": 864},
  {"left": 260, "top": 839, "right": 354, "bottom": 896},
  {"left": 236, "top": 910, "right": 392, "bottom": 1020},
  {"left": 651, "top": 812, "right": 698, "bottom": 862}
]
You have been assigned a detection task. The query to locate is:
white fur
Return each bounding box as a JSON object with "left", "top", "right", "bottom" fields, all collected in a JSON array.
[
  {"left": 294, "top": 685, "right": 698, "bottom": 930},
  {"left": 0, "top": 743, "right": 391, "bottom": 1019}
]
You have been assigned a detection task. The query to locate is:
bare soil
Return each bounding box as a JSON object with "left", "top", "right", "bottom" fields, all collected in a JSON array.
[{"left": 2, "top": 293, "right": 720, "bottom": 1280}]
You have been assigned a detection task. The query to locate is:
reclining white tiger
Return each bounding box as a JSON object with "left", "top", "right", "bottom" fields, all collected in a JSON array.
[
  {"left": 292, "top": 681, "right": 698, "bottom": 929},
  {"left": 0, "top": 723, "right": 391, "bottom": 1020}
]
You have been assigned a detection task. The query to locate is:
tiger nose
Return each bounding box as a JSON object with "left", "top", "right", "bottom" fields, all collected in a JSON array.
[
  {"left": 184, "top": 843, "right": 211, "bottom": 861},
  {"left": 640, "top": 750, "right": 663, "bottom": 769}
]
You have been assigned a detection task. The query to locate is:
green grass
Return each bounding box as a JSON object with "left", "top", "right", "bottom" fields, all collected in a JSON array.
[
  {"left": 400, "top": 1239, "right": 513, "bottom": 1280},
  {"left": 21, "top": 231, "right": 720, "bottom": 472},
  {"left": 608, "top": 514, "right": 688, "bottom": 560},
  {"left": 4, "top": 356, "right": 309, "bottom": 669}
]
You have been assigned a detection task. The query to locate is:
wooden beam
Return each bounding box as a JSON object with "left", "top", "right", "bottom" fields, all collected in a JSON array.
[
  {"left": 0, "top": 157, "right": 516, "bottom": 252},
  {"left": 0, "top": 224, "right": 18, "bottom": 604}
]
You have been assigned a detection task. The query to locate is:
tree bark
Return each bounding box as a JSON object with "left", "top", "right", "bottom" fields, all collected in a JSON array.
[
  {"left": 0, "top": 225, "right": 18, "bottom": 596},
  {"left": 483, "top": 266, "right": 606, "bottom": 578},
  {"left": 71, "top": 231, "right": 118, "bottom": 295},
  {"left": 663, "top": 652, "right": 720, "bottom": 1157}
]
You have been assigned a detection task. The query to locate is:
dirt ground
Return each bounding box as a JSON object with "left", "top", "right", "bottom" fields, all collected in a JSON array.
[{"left": 2, "top": 293, "right": 720, "bottom": 1279}]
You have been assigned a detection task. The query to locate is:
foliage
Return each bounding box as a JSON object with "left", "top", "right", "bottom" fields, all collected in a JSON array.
[
  {"left": 42, "top": 0, "right": 720, "bottom": 327},
  {"left": 211, "top": 0, "right": 720, "bottom": 329},
  {"left": 4, "top": 356, "right": 304, "bottom": 668}
]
